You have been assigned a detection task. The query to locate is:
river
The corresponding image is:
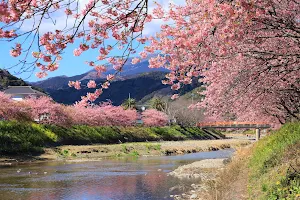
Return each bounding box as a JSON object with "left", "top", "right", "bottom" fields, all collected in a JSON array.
[{"left": 0, "top": 149, "right": 234, "bottom": 200}]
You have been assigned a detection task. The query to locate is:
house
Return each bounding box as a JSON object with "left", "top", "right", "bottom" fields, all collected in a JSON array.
[{"left": 4, "top": 86, "right": 46, "bottom": 101}]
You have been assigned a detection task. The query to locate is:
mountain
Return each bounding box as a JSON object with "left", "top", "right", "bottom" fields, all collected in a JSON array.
[
  {"left": 46, "top": 71, "right": 170, "bottom": 105},
  {"left": 0, "top": 69, "right": 44, "bottom": 93},
  {"left": 32, "top": 56, "right": 168, "bottom": 90},
  {"left": 30, "top": 55, "right": 202, "bottom": 105},
  {"left": 0, "top": 69, "right": 29, "bottom": 90}
]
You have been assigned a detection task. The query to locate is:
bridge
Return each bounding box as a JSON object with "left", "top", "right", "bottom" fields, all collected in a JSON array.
[{"left": 197, "top": 121, "right": 272, "bottom": 141}]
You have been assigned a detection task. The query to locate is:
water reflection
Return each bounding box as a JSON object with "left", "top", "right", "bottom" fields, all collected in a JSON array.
[{"left": 0, "top": 149, "right": 234, "bottom": 200}]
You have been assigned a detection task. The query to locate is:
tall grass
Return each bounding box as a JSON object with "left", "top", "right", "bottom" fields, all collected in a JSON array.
[
  {"left": 248, "top": 122, "right": 300, "bottom": 199},
  {"left": 203, "top": 122, "right": 300, "bottom": 200},
  {"left": 249, "top": 122, "right": 300, "bottom": 176}
]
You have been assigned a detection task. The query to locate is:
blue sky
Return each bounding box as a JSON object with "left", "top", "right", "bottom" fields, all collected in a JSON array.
[
  {"left": 0, "top": 0, "right": 185, "bottom": 82},
  {"left": 0, "top": 38, "right": 145, "bottom": 82}
]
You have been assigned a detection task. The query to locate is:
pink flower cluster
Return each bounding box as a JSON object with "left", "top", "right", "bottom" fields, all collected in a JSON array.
[
  {"left": 142, "top": 109, "right": 168, "bottom": 127},
  {"left": 0, "top": 92, "right": 139, "bottom": 126},
  {"left": 10, "top": 43, "right": 21, "bottom": 57}
]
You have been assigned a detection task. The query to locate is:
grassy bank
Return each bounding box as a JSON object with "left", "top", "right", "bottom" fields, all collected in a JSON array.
[
  {"left": 204, "top": 122, "right": 300, "bottom": 200},
  {"left": 0, "top": 121, "right": 224, "bottom": 155},
  {"left": 248, "top": 122, "right": 300, "bottom": 199}
]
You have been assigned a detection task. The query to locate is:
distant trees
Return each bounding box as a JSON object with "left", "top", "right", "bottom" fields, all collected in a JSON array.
[
  {"left": 121, "top": 98, "right": 136, "bottom": 110},
  {"left": 70, "top": 103, "right": 138, "bottom": 126},
  {"left": 166, "top": 97, "right": 205, "bottom": 127},
  {"left": 149, "top": 97, "right": 166, "bottom": 112},
  {"left": 0, "top": 92, "right": 170, "bottom": 127},
  {"left": 142, "top": 109, "right": 168, "bottom": 127}
]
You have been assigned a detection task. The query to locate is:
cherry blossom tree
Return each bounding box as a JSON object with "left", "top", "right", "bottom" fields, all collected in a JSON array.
[
  {"left": 142, "top": 109, "right": 168, "bottom": 126},
  {"left": 0, "top": 0, "right": 152, "bottom": 83},
  {"left": 1, "top": 0, "right": 299, "bottom": 126},
  {"left": 144, "top": 0, "right": 300, "bottom": 126},
  {"left": 0, "top": 92, "right": 138, "bottom": 126},
  {"left": 70, "top": 102, "right": 138, "bottom": 126},
  {"left": 0, "top": 92, "right": 32, "bottom": 121},
  {"left": 24, "top": 96, "right": 72, "bottom": 126}
]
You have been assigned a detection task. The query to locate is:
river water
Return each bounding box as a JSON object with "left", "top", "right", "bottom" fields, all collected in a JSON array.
[{"left": 0, "top": 149, "right": 234, "bottom": 200}]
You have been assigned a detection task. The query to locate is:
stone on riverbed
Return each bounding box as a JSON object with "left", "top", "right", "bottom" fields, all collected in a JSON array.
[{"left": 168, "top": 158, "right": 226, "bottom": 180}]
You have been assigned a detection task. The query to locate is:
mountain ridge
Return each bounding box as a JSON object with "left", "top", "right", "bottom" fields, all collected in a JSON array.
[{"left": 32, "top": 55, "right": 168, "bottom": 90}]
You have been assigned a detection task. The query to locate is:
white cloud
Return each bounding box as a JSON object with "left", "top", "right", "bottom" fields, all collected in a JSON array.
[{"left": 143, "top": 0, "right": 186, "bottom": 36}]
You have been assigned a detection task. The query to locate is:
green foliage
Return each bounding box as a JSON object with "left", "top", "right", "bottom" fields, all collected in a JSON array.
[
  {"left": 267, "top": 172, "right": 300, "bottom": 200},
  {"left": 0, "top": 121, "right": 56, "bottom": 154},
  {"left": 248, "top": 122, "right": 300, "bottom": 199},
  {"left": 0, "top": 121, "right": 224, "bottom": 155},
  {"left": 0, "top": 69, "right": 28, "bottom": 90},
  {"left": 129, "top": 150, "right": 139, "bottom": 157},
  {"left": 150, "top": 126, "right": 186, "bottom": 140},
  {"left": 182, "top": 86, "right": 205, "bottom": 101},
  {"left": 149, "top": 97, "right": 166, "bottom": 111},
  {"left": 145, "top": 144, "right": 161, "bottom": 151},
  {"left": 121, "top": 98, "right": 136, "bottom": 110},
  {"left": 0, "top": 69, "right": 45, "bottom": 93},
  {"left": 249, "top": 123, "right": 300, "bottom": 176}
]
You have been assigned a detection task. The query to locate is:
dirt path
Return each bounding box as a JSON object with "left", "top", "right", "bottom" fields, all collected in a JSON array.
[{"left": 226, "top": 166, "right": 249, "bottom": 200}]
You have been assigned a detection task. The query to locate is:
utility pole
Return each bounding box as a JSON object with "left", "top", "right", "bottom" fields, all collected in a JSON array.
[
  {"left": 191, "top": 93, "right": 194, "bottom": 104},
  {"left": 128, "top": 93, "right": 131, "bottom": 109}
]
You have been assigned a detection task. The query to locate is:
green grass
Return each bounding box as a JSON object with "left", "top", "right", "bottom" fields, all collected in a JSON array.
[
  {"left": 248, "top": 122, "right": 300, "bottom": 200},
  {"left": 0, "top": 121, "right": 224, "bottom": 155},
  {"left": 145, "top": 144, "right": 161, "bottom": 151},
  {"left": 0, "top": 121, "right": 56, "bottom": 154}
]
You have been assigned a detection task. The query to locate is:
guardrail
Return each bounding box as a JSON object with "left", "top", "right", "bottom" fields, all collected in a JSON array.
[{"left": 197, "top": 121, "right": 271, "bottom": 129}]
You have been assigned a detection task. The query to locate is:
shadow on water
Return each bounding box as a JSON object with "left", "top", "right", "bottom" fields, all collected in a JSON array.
[{"left": 0, "top": 149, "right": 234, "bottom": 200}]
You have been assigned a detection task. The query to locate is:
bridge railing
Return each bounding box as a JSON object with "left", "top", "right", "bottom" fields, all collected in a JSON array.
[{"left": 197, "top": 121, "right": 271, "bottom": 128}]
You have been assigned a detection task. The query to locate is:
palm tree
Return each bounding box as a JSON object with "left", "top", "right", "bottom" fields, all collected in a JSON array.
[
  {"left": 150, "top": 97, "right": 166, "bottom": 112},
  {"left": 121, "top": 98, "right": 136, "bottom": 110}
]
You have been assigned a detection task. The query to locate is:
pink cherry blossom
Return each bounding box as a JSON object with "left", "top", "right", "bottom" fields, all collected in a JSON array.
[
  {"left": 74, "top": 81, "right": 81, "bottom": 90},
  {"left": 139, "top": 51, "right": 147, "bottom": 59},
  {"left": 106, "top": 74, "right": 114, "bottom": 81},
  {"left": 171, "top": 94, "right": 179, "bottom": 100},
  {"left": 142, "top": 109, "right": 168, "bottom": 126},
  {"left": 73, "top": 48, "right": 82, "bottom": 56},
  {"left": 87, "top": 80, "right": 97, "bottom": 88},
  {"left": 131, "top": 57, "right": 141, "bottom": 64},
  {"left": 36, "top": 72, "right": 47, "bottom": 78}
]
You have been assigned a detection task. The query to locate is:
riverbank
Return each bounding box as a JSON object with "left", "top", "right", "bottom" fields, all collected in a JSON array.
[
  {"left": 168, "top": 122, "right": 300, "bottom": 200},
  {"left": 0, "top": 120, "right": 225, "bottom": 155},
  {"left": 0, "top": 138, "right": 251, "bottom": 165}
]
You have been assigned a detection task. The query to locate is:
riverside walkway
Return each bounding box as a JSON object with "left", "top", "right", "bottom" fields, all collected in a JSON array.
[{"left": 197, "top": 121, "right": 271, "bottom": 141}]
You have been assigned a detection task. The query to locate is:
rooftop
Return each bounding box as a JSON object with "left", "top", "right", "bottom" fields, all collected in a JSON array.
[{"left": 4, "top": 86, "right": 46, "bottom": 96}]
